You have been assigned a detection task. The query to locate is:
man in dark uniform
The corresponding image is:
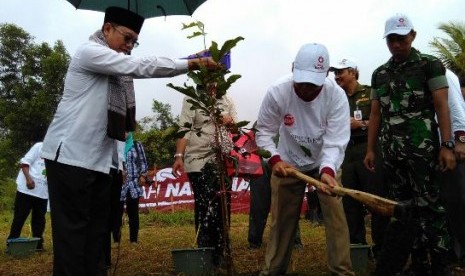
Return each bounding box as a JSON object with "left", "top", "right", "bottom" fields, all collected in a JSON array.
[
  {"left": 331, "top": 58, "right": 389, "bottom": 259},
  {"left": 364, "top": 13, "right": 455, "bottom": 275}
]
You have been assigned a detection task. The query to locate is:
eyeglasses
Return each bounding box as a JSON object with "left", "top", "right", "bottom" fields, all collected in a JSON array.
[{"left": 112, "top": 24, "right": 139, "bottom": 48}]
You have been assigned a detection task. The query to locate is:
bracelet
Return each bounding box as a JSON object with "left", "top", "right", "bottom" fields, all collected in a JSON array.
[{"left": 174, "top": 153, "right": 184, "bottom": 159}]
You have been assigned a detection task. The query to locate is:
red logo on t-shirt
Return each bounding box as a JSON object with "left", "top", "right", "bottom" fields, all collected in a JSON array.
[{"left": 284, "top": 114, "right": 295, "bottom": 126}]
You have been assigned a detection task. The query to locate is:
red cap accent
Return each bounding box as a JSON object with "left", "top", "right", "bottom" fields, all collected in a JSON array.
[
  {"left": 320, "top": 167, "right": 335, "bottom": 178},
  {"left": 268, "top": 155, "right": 282, "bottom": 168}
]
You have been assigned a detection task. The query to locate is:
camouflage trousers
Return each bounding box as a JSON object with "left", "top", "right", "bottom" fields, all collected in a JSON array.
[{"left": 375, "top": 157, "right": 450, "bottom": 275}]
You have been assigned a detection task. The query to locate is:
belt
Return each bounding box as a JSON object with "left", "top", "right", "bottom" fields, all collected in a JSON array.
[{"left": 348, "top": 135, "right": 367, "bottom": 146}]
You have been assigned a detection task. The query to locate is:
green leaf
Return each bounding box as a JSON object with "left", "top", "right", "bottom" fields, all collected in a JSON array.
[
  {"left": 209, "top": 41, "right": 220, "bottom": 61},
  {"left": 257, "top": 148, "right": 272, "bottom": 159},
  {"left": 234, "top": 120, "right": 250, "bottom": 129},
  {"left": 219, "top": 36, "right": 245, "bottom": 58},
  {"left": 181, "top": 22, "right": 198, "bottom": 30},
  {"left": 300, "top": 146, "right": 312, "bottom": 157},
  {"left": 187, "top": 31, "right": 204, "bottom": 39}
]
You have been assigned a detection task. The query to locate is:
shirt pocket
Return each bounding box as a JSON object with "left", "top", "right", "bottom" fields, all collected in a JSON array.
[{"left": 355, "top": 97, "right": 371, "bottom": 119}]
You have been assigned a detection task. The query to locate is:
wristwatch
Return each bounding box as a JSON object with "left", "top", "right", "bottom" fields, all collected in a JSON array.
[{"left": 440, "top": 140, "right": 455, "bottom": 150}]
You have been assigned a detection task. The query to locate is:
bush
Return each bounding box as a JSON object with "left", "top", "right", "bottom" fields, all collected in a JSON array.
[{"left": 0, "top": 178, "right": 16, "bottom": 212}]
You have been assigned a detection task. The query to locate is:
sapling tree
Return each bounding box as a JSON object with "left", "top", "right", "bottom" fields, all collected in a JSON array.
[{"left": 166, "top": 21, "right": 245, "bottom": 274}]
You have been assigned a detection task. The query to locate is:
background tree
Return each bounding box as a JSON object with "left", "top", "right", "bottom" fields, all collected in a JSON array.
[
  {"left": 138, "top": 100, "right": 179, "bottom": 131},
  {"left": 0, "top": 23, "right": 70, "bottom": 178},
  {"left": 136, "top": 99, "right": 179, "bottom": 168},
  {"left": 430, "top": 21, "right": 465, "bottom": 80}
]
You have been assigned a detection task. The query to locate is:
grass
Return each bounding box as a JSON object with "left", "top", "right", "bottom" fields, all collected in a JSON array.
[
  {"left": 0, "top": 209, "right": 464, "bottom": 275},
  {"left": 0, "top": 208, "right": 333, "bottom": 275}
]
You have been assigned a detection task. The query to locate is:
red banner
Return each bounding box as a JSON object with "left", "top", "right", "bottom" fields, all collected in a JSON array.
[{"left": 139, "top": 168, "right": 251, "bottom": 213}]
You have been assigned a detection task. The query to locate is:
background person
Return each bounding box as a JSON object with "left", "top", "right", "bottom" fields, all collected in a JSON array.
[
  {"left": 171, "top": 91, "right": 237, "bottom": 268},
  {"left": 118, "top": 132, "right": 148, "bottom": 244},
  {"left": 440, "top": 69, "right": 465, "bottom": 270},
  {"left": 330, "top": 57, "right": 389, "bottom": 258},
  {"left": 460, "top": 76, "right": 465, "bottom": 100},
  {"left": 40, "top": 6, "right": 217, "bottom": 275},
  {"left": 364, "top": 13, "right": 454, "bottom": 275},
  {"left": 7, "top": 141, "right": 48, "bottom": 252},
  {"left": 256, "top": 43, "right": 353, "bottom": 275},
  {"left": 304, "top": 186, "right": 323, "bottom": 226}
]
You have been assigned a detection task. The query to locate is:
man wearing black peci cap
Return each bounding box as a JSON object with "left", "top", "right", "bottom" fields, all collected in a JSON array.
[{"left": 41, "top": 6, "right": 217, "bottom": 275}]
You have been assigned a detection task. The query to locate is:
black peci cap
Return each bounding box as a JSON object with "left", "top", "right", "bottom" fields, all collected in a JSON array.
[{"left": 104, "top": 6, "right": 145, "bottom": 34}]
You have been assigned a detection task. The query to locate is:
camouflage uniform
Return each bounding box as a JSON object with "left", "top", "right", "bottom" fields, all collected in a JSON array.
[
  {"left": 341, "top": 83, "right": 389, "bottom": 256},
  {"left": 371, "top": 47, "right": 450, "bottom": 275}
]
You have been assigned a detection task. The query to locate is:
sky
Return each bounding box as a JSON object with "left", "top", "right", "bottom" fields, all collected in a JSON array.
[{"left": 2, "top": 0, "right": 464, "bottom": 124}]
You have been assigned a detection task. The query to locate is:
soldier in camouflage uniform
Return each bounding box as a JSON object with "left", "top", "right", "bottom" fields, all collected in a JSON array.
[
  {"left": 364, "top": 14, "right": 456, "bottom": 275},
  {"left": 331, "top": 58, "right": 390, "bottom": 259}
]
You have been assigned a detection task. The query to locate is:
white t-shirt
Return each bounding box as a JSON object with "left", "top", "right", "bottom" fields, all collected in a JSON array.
[
  {"left": 16, "top": 142, "right": 48, "bottom": 199},
  {"left": 256, "top": 74, "right": 350, "bottom": 174}
]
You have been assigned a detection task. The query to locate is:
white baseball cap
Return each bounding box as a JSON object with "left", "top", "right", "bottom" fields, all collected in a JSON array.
[
  {"left": 383, "top": 13, "right": 414, "bottom": 38},
  {"left": 293, "top": 43, "right": 330, "bottom": 86},
  {"left": 330, "top": 58, "right": 358, "bottom": 70}
]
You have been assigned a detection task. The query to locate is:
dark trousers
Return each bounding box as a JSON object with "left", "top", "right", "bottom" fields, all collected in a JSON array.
[
  {"left": 118, "top": 196, "right": 140, "bottom": 243},
  {"left": 440, "top": 161, "right": 465, "bottom": 259},
  {"left": 248, "top": 172, "right": 272, "bottom": 246},
  {"left": 45, "top": 159, "right": 111, "bottom": 276},
  {"left": 375, "top": 156, "right": 450, "bottom": 275},
  {"left": 305, "top": 190, "right": 323, "bottom": 223},
  {"left": 104, "top": 169, "right": 123, "bottom": 267},
  {"left": 188, "top": 163, "right": 231, "bottom": 263},
  {"left": 8, "top": 191, "right": 48, "bottom": 249},
  {"left": 342, "top": 142, "right": 389, "bottom": 252}
]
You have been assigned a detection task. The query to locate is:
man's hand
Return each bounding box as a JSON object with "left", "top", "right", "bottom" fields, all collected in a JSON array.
[
  {"left": 350, "top": 117, "right": 365, "bottom": 130},
  {"left": 271, "top": 161, "right": 295, "bottom": 177},
  {"left": 138, "top": 175, "right": 147, "bottom": 186},
  {"left": 319, "top": 173, "right": 340, "bottom": 196},
  {"left": 455, "top": 142, "right": 465, "bottom": 161},
  {"left": 439, "top": 148, "right": 456, "bottom": 171},
  {"left": 187, "top": 57, "right": 220, "bottom": 71},
  {"left": 363, "top": 150, "right": 376, "bottom": 172},
  {"left": 26, "top": 177, "right": 35, "bottom": 189},
  {"left": 222, "top": 115, "right": 234, "bottom": 126},
  {"left": 172, "top": 158, "right": 185, "bottom": 178}
]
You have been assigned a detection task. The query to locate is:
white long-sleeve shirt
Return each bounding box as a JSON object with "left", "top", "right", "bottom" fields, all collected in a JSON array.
[
  {"left": 446, "top": 69, "right": 465, "bottom": 136},
  {"left": 41, "top": 41, "right": 188, "bottom": 174},
  {"left": 256, "top": 74, "right": 350, "bottom": 174}
]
